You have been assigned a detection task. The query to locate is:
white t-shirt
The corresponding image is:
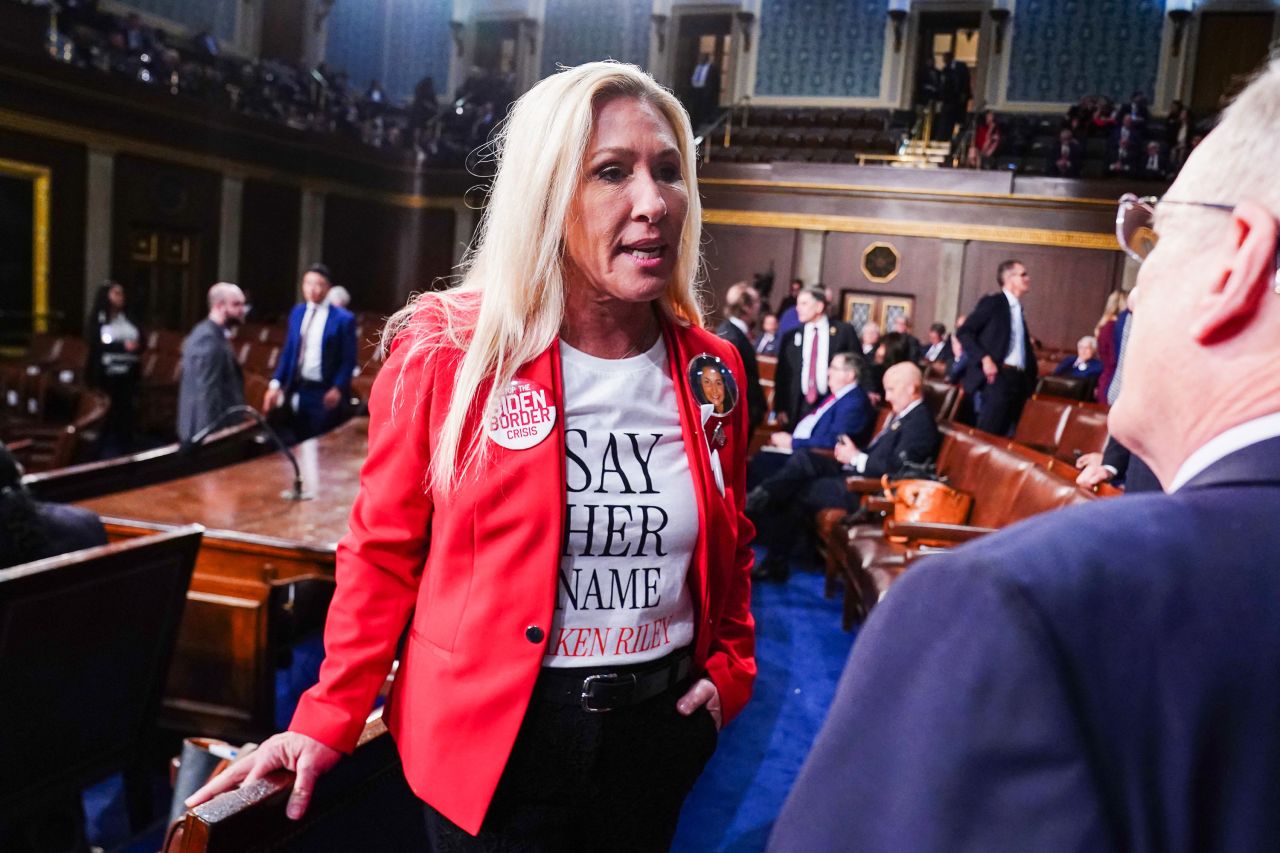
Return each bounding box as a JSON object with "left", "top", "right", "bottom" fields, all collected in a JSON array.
[{"left": 544, "top": 337, "right": 697, "bottom": 668}]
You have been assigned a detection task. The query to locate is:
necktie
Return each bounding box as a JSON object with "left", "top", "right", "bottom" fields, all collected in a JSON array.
[
  {"left": 1107, "top": 317, "right": 1131, "bottom": 405},
  {"left": 871, "top": 414, "right": 899, "bottom": 446},
  {"left": 296, "top": 305, "right": 315, "bottom": 379},
  {"left": 805, "top": 328, "right": 819, "bottom": 404}
]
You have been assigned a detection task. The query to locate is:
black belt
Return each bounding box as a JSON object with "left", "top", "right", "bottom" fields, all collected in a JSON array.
[
  {"left": 296, "top": 379, "right": 329, "bottom": 390},
  {"left": 536, "top": 649, "right": 692, "bottom": 713}
]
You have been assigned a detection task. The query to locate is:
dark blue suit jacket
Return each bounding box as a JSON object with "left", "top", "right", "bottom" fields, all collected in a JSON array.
[
  {"left": 770, "top": 434, "right": 1280, "bottom": 852},
  {"left": 1053, "top": 355, "right": 1103, "bottom": 379},
  {"left": 791, "top": 386, "right": 873, "bottom": 451},
  {"left": 273, "top": 302, "right": 358, "bottom": 392}
]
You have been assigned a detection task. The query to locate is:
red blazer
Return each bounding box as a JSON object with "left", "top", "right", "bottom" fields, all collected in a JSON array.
[{"left": 289, "top": 314, "right": 757, "bottom": 835}]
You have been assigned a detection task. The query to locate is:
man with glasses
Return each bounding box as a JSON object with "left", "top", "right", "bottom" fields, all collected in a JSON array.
[{"left": 770, "top": 59, "right": 1280, "bottom": 853}]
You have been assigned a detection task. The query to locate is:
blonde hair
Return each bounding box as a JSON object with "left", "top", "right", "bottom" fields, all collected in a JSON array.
[
  {"left": 1095, "top": 289, "right": 1127, "bottom": 334},
  {"left": 382, "top": 61, "right": 704, "bottom": 493}
]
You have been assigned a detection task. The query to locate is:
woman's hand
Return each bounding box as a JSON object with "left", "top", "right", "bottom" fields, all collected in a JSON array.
[
  {"left": 184, "top": 731, "right": 342, "bottom": 820},
  {"left": 676, "top": 677, "right": 722, "bottom": 731}
]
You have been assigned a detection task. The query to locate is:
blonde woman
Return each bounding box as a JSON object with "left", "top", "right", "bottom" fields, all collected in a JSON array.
[
  {"left": 1094, "top": 289, "right": 1127, "bottom": 404},
  {"left": 188, "top": 62, "right": 757, "bottom": 850}
]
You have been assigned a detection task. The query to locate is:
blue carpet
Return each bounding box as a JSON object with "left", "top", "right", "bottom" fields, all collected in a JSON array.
[
  {"left": 84, "top": 563, "right": 854, "bottom": 852},
  {"left": 672, "top": 559, "right": 856, "bottom": 853}
]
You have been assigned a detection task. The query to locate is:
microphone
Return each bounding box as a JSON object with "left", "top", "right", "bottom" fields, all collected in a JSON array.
[{"left": 185, "top": 405, "right": 313, "bottom": 501}]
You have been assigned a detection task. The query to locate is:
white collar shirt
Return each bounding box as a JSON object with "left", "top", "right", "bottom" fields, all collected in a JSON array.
[
  {"left": 1002, "top": 289, "right": 1026, "bottom": 369},
  {"left": 1168, "top": 412, "right": 1280, "bottom": 493},
  {"left": 300, "top": 301, "right": 329, "bottom": 383},
  {"left": 727, "top": 316, "right": 750, "bottom": 338},
  {"left": 792, "top": 382, "right": 857, "bottom": 440}
]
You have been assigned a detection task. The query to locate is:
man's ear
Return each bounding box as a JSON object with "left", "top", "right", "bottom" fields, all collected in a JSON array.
[{"left": 1190, "top": 200, "right": 1279, "bottom": 346}]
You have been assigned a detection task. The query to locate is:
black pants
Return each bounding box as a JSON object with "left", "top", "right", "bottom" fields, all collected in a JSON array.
[
  {"left": 423, "top": 673, "right": 718, "bottom": 852},
  {"left": 753, "top": 450, "right": 851, "bottom": 562},
  {"left": 286, "top": 382, "right": 346, "bottom": 442},
  {"left": 975, "top": 366, "right": 1031, "bottom": 437}
]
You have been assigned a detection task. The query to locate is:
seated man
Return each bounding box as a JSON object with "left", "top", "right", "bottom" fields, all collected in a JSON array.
[
  {"left": 1052, "top": 335, "right": 1103, "bottom": 379},
  {"left": 748, "top": 352, "right": 872, "bottom": 490},
  {"left": 769, "top": 352, "right": 873, "bottom": 452},
  {"left": 747, "top": 363, "right": 940, "bottom": 581}
]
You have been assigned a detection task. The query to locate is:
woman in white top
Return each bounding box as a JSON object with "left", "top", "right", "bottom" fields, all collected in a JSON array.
[
  {"left": 84, "top": 280, "right": 142, "bottom": 454},
  {"left": 189, "top": 62, "right": 756, "bottom": 851}
]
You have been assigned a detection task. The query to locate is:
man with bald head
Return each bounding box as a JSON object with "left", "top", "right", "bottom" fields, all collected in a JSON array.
[
  {"left": 747, "top": 361, "right": 937, "bottom": 581},
  {"left": 178, "top": 282, "right": 246, "bottom": 442},
  {"left": 772, "top": 60, "right": 1280, "bottom": 852}
]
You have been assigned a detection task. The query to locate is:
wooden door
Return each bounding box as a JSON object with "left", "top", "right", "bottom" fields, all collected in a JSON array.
[{"left": 1190, "top": 12, "right": 1274, "bottom": 115}]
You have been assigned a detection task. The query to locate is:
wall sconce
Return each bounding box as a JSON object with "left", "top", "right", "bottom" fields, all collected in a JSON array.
[
  {"left": 735, "top": 11, "right": 756, "bottom": 52},
  {"left": 651, "top": 14, "right": 668, "bottom": 53},
  {"left": 520, "top": 18, "right": 538, "bottom": 55},
  {"left": 989, "top": 7, "right": 1011, "bottom": 54},
  {"left": 887, "top": 1, "right": 909, "bottom": 54},
  {"left": 449, "top": 20, "right": 464, "bottom": 57},
  {"left": 1167, "top": 1, "right": 1193, "bottom": 57}
]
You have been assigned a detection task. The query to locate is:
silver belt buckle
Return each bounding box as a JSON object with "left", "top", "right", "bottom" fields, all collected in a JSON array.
[{"left": 580, "top": 672, "right": 637, "bottom": 713}]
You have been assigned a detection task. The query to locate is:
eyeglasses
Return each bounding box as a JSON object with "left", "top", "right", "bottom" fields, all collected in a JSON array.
[{"left": 1115, "top": 193, "right": 1235, "bottom": 264}]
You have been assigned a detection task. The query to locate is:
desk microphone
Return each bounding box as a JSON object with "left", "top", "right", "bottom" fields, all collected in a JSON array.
[{"left": 185, "top": 405, "right": 313, "bottom": 501}]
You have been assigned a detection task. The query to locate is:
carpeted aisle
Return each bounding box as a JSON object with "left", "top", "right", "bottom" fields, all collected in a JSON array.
[{"left": 671, "top": 560, "right": 856, "bottom": 852}]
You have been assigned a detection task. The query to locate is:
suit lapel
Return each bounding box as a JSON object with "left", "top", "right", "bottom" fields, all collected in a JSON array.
[{"left": 1182, "top": 435, "right": 1280, "bottom": 491}]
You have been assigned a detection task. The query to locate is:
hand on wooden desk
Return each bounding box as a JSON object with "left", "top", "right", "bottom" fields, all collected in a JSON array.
[{"left": 185, "top": 730, "right": 342, "bottom": 820}]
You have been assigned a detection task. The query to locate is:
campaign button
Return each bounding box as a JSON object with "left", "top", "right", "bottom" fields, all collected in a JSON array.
[{"left": 486, "top": 378, "right": 557, "bottom": 450}]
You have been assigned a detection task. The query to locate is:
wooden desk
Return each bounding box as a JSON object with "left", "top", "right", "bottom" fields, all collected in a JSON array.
[{"left": 78, "top": 417, "right": 369, "bottom": 740}]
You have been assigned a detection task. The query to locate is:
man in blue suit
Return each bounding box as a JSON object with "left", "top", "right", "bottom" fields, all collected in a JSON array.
[
  {"left": 264, "top": 264, "right": 357, "bottom": 441},
  {"left": 770, "top": 60, "right": 1280, "bottom": 852},
  {"left": 747, "top": 354, "right": 886, "bottom": 581}
]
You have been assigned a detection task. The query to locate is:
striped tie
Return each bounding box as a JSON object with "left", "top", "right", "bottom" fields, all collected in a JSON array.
[{"left": 1107, "top": 316, "right": 1131, "bottom": 406}]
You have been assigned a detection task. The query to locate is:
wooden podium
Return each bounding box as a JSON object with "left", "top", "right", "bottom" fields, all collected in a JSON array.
[{"left": 78, "top": 417, "right": 370, "bottom": 740}]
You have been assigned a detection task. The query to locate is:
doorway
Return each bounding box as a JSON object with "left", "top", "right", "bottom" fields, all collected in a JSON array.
[
  {"left": 474, "top": 19, "right": 520, "bottom": 78},
  {"left": 1190, "top": 12, "right": 1273, "bottom": 116},
  {"left": 911, "top": 11, "right": 980, "bottom": 142},
  {"left": 260, "top": 0, "right": 307, "bottom": 65},
  {"left": 673, "top": 13, "right": 733, "bottom": 129},
  {"left": 125, "top": 229, "right": 202, "bottom": 332}
]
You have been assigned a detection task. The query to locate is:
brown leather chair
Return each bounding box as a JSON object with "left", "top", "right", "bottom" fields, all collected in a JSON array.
[{"left": 1011, "top": 395, "right": 1070, "bottom": 454}]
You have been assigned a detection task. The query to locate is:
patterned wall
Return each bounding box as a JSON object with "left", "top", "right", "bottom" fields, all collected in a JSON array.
[
  {"left": 539, "top": 0, "right": 651, "bottom": 80},
  {"left": 119, "top": 0, "right": 238, "bottom": 43},
  {"left": 754, "top": 0, "right": 885, "bottom": 98},
  {"left": 325, "top": 0, "right": 453, "bottom": 103},
  {"left": 1006, "top": 0, "right": 1164, "bottom": 103}
]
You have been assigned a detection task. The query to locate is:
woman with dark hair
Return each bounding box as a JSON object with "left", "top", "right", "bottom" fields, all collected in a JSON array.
[{"left": 84, "top": 281, "right": 142, "bottom": 453}]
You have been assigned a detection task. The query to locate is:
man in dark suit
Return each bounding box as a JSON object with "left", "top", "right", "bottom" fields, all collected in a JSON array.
[
  {"left": 937, "top": 53, "right": 970, "bottom": 142},
  {"left": 265, "top": 264, "right": 357, "bottom": 442},
  {"left": 1049, "top": 127, "right": 1083, "bottom": 177},
  {"left": 745, "top": 353, "right": 879, "bottom": 581},
  {"left": 956, "top": 260, "right": 1037, "bottom": 436},
  {"left": 773, "top": 286, "right": 857, "bottom": 427},
  {"left": 716, "top": 282, "right": 767, "bottom": 433},
  {"left": 689, "top": 52, "right": 720, "bottom": 128},
  {"left": 755, "top": 312, "right": 779, "bottom": 356},
  {"left": 922, "top": 322, "right": 954, "bottom": 370},
  {"left": 177, "top": 282, "right": 246, "bottom": 443},
  {"left": 831, "top": 361, "right": 939, "bottom": 480},
  {"left": 770, "top": 63, "right": 1280, "bottom": 852}
]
